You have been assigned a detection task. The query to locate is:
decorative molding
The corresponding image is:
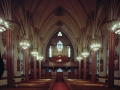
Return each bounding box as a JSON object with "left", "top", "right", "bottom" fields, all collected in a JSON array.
[
  {"left": 107, "top": 19, "right": 118, "bottom": 31},
  {"left": 2, "top": 38, "right": 6, "bottom": 47},
  {"left": 56, "top": 21, "right": 63, "bottom": 26},
  {"left": 115, "top": 38, "right": 119, "bottom": 47},
  {"left": 54, "top": 7, "right": 65, "bottom": 16}
]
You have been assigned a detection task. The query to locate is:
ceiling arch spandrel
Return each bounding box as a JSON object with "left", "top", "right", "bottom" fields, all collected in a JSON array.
[
  {"left": 25, "top": 0, "right": 52, "bottom": 28},
  {"left": 39, "top": 13, "right": 80, "bottom": 38},
  {"left": 33, "top": 0, "right": 60, "bottom": 28},
  {"left": 61, "top": 0, "right": 87, "bottom": 29},
  {"left": 24, "top": 0, "right": 89, "bottom": 34},
  {"left": 43, "top": 25, "right": 77, "bottom": 47}
]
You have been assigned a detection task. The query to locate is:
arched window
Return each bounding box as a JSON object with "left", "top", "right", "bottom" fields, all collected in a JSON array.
[
  {"left": 57, "top": 31, "right": 62, "bottom": 36},
  {"left": 57, "top": 68, "right": 63, "bottom": 72},
  {"left": 49, "top": 46, "right": 52, "bottom": 57},
  {"left": 57, "top": 41, "right": 63, "bottom": 52},
  {"left": 67, "top": 46, "right": 71, "bottom": 57}
]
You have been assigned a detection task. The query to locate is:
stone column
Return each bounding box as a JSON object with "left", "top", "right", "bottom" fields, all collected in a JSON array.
[
  {"left": 6, "top": 22, "right": 13, "bottom": 88},
  {"left": 91, "top": 50, "right": 96, "bottom": 83},
  {"left": 83, "top": 57, "right": 87, "bottom": 80},
  {"left": 38, "top": 60, "right": 41, "bottom": 79},
  {"left": 24, "top": 49, "right": 29, "bottom": 82},
  {"left": 78, "top": 60, "right": 81, "bottom": 79},
  {"left": 108, "top": 31, "right": 115, "bottom": 88},
  {"left": 107, "top": 20, "right": 115, "bottom": 88},
  {"left": 33, "top": 56, "right": 37, "bottom": 80}
]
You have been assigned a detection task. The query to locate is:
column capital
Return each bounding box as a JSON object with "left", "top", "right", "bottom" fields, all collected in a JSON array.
[{"left": 5, "top": 20, "right": 14, "bottom": 30}]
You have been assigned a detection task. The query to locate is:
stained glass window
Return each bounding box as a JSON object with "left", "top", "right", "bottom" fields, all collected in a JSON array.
[
  {"left": 49, "top": 46, "right": 52, "bottom": 57},
  {"left": 57, "top": 31, "right": 62, "bottom": 36},
  {"left": 67, "top": 46, "right": 71, "bottom": 57},
  {"left": 57, "top": 41, "right": 63, "bottom": 52}
]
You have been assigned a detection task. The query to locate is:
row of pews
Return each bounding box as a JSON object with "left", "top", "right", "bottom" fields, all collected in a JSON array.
[
  {"left": 65, "top": 79, "right": 118, "bottom": 90},
  {"left": 0, "top": 79, "right": 55, "bottom": 90}
]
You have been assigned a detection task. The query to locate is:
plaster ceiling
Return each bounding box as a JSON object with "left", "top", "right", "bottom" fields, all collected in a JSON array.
[{"left": 1, "top": 0, "right": 120, "bottom": 57}]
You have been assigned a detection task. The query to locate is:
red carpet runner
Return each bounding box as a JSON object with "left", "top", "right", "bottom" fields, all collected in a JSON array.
[{"left": 53, "top": 82, "right": 68, "bottom": 90}]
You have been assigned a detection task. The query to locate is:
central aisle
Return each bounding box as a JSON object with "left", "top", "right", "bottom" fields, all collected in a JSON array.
[{"left": 53, "top": 82, "right": 68, "bottom": 90}]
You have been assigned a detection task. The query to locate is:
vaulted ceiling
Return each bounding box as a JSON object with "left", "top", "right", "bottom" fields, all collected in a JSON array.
[{"left": 0, "top": 0, "right": 119, "bottom": 59}]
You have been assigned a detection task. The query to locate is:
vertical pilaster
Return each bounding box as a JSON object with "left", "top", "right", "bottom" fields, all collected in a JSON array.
[{"left": 7, "top": 29, "right": 13, "bottom": 88}]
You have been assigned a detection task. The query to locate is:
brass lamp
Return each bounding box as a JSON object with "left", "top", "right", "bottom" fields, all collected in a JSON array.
[
  {"left": 20, "top": 38, "right": 30, "bottom": 49},
  {"left": 0, "top": 18, "right": 6, "bottom": 32},
  {"left": 90, "top": 38, "right": 101, "bottom": 51},
  {"left": 76, "top": 56, "right": 83, "bottom": 60},
  {"left": 31, "top": 48, "right": 38, "bottom": 56},
  {"left": 37, "top": 55, "right": 43, "bottom": 60},
  {"left": 107, "top": 19, "right": 120, "bottom": 34},
  {"left": 81, "top": 48, "right": 89, "bottom": 57}
]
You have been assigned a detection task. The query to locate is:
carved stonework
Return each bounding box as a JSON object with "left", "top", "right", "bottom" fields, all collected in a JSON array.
[
  {"left": 17, "top": 47, "right": 21, "bottom": 54},
  {"left": 5, "top": 20, "right": 14, "bottom": 30},
  {"left": 2, "top": 38, "right": 6, "bottom": 47},
  {"left": 54, "top": 7, "right": 65, "bottom": 16},
  {"left": 114, "top": 52, "right": 119, "bottom": 71},
  {"left": 115, "top": 38, "right": 119, "bottom": 47}
]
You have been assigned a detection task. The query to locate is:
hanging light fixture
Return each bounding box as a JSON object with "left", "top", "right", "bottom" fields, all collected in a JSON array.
[
  {"left": 90, "top": 38, "right": 101, "bottom": 51},
  {"left": 0, "top": 18, "right": 6, "bottom": 32},
  {"left": 81, "top": 48, "right": 89, "bottom": 58},
  {"left": 31, "top": 48, "right": 38, "bottom": 56},
  {"left": 115, "top": 21, "right": 120, "bottom": 34},
  {"left": 37, "top": 55, "right": 43, "bottom": 60},
  {"left": 76, "top": 55, "right": 83, "bottom": 61},
  {"left": 107, "top": 19, "right": 120, "bottom": 34},
  {"left": 20, "top": 38, "right": 30, "bottom": 49}
]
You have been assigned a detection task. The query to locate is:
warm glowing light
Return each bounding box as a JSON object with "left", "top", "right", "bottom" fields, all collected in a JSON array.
[
  {"left": 0, "top": 18, "right": 6, "bottom": 32},
  {"left": 20, "top": 39, "right": 30, "bottom": 49},
  {"left": 76, "top": 56, "right": 83, "bottom": 60},
  {"left": 90, "top": 38, "right": 101, "bottom": 51},
  {"left": 115, "top": 28, "right": 120, "bottom": 34},
  {"left": 81, "top": 48, "right": 89, "bottom": 57},
  {"left": 37, "top": 54, "right": 43, "bottom": 60},
  {"left": 107, "top": 20, "right": 120, "bottom": 35},
  {"left": 31, "top": 49, "right": 38, "bottom": 56},
  {"left": 56, "top": 59, "right": 62, "bottom": 62}
]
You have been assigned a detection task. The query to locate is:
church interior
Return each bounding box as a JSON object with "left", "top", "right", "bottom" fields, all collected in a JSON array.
[{"left": 0, "top": 0, "right": 120, "bottom": 90}]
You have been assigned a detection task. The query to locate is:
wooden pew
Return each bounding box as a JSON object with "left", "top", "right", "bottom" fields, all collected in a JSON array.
[
  {"left": 0, "top": 79, "right": 55, "bottom": 90},
  {"left": 65, "top": 79, "right": 107, "bottom": 90}
]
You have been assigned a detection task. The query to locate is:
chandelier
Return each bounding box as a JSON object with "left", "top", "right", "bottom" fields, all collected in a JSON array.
[
  {"left": 107, "top": 19, "right": 120, "bottom": 34},
  {"left": 81, "top": 48, "right": 89, "bottom": 57},
  {"left": 20, "top": 38, "right": 30, "bottom": 49},
  {"left": 76, "top": 56, "right": 83, "bottom": 61},
  {"left": 37, "top": 55, "right": 43, "bottom": 60},
  {"left": 0, "top": 18, "right": 6, "bottom": 32},
  {"left": 31, "top": 48, "right": 38, "bottom": 56},
  {"left": 90, "top": 38, "right": 101, "bottom": 51},
  {"left": 115, "top": 21, "right": 120, "bottom": 34}
]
